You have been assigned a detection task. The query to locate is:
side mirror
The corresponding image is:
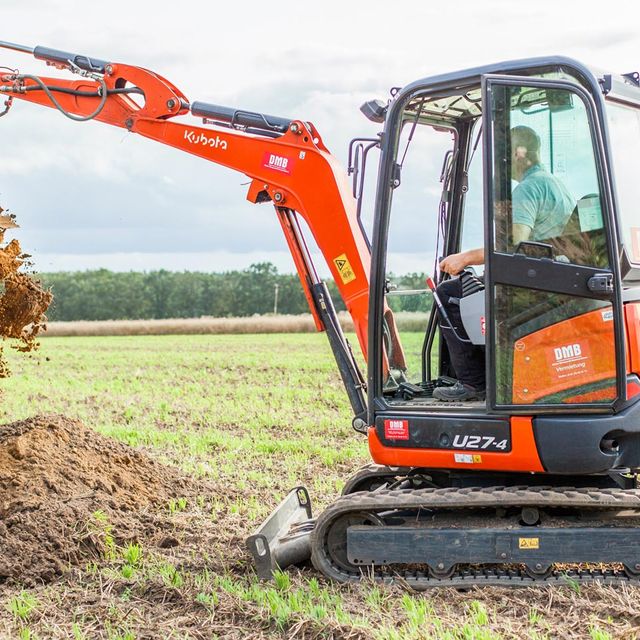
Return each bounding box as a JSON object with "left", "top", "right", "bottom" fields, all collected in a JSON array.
[{"left": 360, "top": 99, "right": 387, "bottom": 123}]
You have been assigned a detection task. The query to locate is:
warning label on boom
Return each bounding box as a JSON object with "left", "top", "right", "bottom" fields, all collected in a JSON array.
[{"left": 333, "top": 253, "right": 356, "bottom": 284}]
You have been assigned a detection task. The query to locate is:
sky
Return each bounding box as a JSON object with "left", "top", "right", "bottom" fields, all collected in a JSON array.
[{"left": 0, "top": 0, "right": 638, "bottom": 275}]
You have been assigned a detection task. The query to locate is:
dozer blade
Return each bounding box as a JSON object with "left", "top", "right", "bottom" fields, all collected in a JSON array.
[{"left": 246, "top": 486, "right": 315, "bottom": 580}]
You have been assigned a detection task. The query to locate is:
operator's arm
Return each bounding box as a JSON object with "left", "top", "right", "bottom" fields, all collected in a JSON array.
[
  {"left": 512, "top": 180, "right": 537, "bottom": 247},
  {"left": 440, "top": 247, "right": 485, "bottom": 276},
  {"left": 512, "top": 223, "right": 532, "bottom": 245}
]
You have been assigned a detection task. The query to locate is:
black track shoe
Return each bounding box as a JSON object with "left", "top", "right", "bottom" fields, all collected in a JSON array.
[{"left": 432, "top": 381, "right": 485, "bottom": 402}]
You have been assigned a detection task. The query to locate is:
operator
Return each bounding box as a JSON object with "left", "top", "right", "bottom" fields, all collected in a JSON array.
[{"left": 432, "top": 125, "right": 574, "bottom": 402}]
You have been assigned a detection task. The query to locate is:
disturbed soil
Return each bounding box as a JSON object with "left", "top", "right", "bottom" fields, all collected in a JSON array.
[
  {"left": 0, "top": 415, "right": 197, "bottom": 584},
  {"left": 1, "top": 416, "right": 640, "bottom": 639}
]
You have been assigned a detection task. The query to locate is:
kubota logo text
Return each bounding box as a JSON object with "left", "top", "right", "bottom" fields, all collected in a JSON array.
[
  {"left": 184, "top": 130, "right": 228, "bottom": 150},
  {"left": 262, "top": 152, "right": 294, "bottom": 175}
]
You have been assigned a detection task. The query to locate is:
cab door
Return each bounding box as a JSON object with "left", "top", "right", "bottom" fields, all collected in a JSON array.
[{"left": 482, "top": 75, "right": 626, "bottom": 412}]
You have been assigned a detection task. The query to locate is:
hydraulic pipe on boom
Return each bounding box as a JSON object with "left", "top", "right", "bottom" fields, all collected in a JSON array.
[{"left": 0, "top": 41, "right": 407, "bottom": 424}]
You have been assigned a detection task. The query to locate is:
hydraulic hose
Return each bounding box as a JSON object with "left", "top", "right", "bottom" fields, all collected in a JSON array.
[{"left": 13, "top": 73, "right": 109, "bottom": 122}]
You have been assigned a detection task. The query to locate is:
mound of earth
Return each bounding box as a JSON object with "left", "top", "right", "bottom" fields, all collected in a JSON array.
[{"left": 0, "top": 415, "right": 193, "bottom": 584}]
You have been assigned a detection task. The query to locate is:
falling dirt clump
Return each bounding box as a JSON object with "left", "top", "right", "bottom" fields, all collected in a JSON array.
[
  {"left": 0, "top": 209, "right": 53, "bottom": 376},
  {"left": 0, "top": 415, "right": 193, "bottom": 585}
]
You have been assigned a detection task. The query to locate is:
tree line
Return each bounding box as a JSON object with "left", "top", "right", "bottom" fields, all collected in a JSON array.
[{"left": 39, "top": 264, "right": 431, "bottom": 321}]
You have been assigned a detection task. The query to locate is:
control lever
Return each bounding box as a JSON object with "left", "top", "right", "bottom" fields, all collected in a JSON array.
[{"left": 426, "top": 277, "right": 472, "bottom": 344}]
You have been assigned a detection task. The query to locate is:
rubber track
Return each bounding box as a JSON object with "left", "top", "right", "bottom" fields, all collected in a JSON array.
[{"left": 311, "top": 485, "right": 640, "bottom": 588}]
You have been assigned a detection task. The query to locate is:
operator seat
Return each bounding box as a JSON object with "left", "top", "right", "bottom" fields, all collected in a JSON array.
[
  {"left": 549, "top": 194, "right": 608, "bottom": 268},
  {"left": 458, "top": 270, "right": 486, "bottom": 345}
]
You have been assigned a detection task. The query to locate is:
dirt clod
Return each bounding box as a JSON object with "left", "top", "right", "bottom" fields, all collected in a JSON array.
[
  {"left": 158, "top": 535, "right": 180, "bottom": 549},
  {"left": 0, "top": 415, "right": 191, "bottom": 584},
  {"left": 0, "top": 209, "right": 53, "bottom": 376}
]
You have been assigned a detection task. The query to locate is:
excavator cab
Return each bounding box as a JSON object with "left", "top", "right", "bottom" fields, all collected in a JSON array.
[
  {"left": 367, "top": 58, "right": 640, "bottom": 476},
  {"left": 268, "top": 58, "right": 640, "bottom": 588},
  {"left": 254, "top": 59, "right": 640, "bottom": 587}
]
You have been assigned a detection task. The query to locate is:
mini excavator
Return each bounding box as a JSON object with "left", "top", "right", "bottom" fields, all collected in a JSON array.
[{"left": 2, "top": 41, "right": 640, "bottom": 588}]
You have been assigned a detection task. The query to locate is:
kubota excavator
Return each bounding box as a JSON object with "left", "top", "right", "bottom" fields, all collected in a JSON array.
[{"left": 2, "top": 41, "right": 640, "bottom": 588}]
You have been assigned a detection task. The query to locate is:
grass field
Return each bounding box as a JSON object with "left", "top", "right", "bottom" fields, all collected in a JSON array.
[{"left": 0, "top": 334, "right": 637, "bottom": 639}]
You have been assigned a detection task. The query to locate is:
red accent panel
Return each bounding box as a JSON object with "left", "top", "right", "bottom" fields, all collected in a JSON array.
[
  {"left": 262, "top": 151, "right": 294, "bottom": 175},
  {"left": 626, "top": 303, "right": 640, "bottom": 377},
  {"left": 368, "top": 416, "right": 544, "bottom": 473},
  {"left": 628, "top": 379, "right": 640, "bottom": 400}
]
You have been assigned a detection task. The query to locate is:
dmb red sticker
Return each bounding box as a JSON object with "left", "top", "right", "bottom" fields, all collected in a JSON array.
[
  {"left": 262, "top": 152, "right": 294, "bottom": 175},
  {"left": 384, "top": 419, "right": 409, "bottom": 440}
]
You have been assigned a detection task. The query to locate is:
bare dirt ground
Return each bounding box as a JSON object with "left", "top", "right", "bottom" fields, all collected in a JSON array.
[
  {"left": 1, "top": 415, "right": 639, "bottom": 638},
  {"left": 0, "top": 416, "right": 195, "bottom": 584},
  {"left": 1, "top": 335, "right": 640, "bottom": 639},
  {"left": 0, "top": 414, "right": 249, "bottom": 638}
]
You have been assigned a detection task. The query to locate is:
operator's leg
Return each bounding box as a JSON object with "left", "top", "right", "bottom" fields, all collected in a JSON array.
[{"left": 433, "top": 277, "right": 485, "bottom": 401}]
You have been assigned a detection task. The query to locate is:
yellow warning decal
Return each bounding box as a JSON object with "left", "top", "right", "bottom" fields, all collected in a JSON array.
[
  {"left": 454, "top": 453, "right": 482, "bottom": 464},
  {"left": 334, "top": 253, "right": 356, "bottom": 284},
  {"left": 519, "top": 537, "right": 539, "bottom": 550}
]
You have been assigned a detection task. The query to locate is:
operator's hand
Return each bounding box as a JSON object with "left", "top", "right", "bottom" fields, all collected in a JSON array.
[
  {"left": 439, "top": 247, "right": 485, "bottom": 275},
  {"left": 439, "top": 252, "right": 469, "bottom": 276}
]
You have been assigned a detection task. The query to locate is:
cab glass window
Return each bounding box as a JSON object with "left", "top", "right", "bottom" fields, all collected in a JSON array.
[
  {"left": 489, "top": 83, "right": 615, "bottom": 406},
  {"left": 384, "top": 118, "right": 455, "bottom": 383},
  {"left": 460, "top": 120, "right": 484, "bottom": 261},
  {"left": 491, "top": 85, "right": 608, "bottom": 269},
  {"left": 605, "top": 101, "right": 640, "bottom": 266}
]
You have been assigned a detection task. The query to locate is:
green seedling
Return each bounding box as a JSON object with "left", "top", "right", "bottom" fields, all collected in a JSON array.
[
  {"left": 7, "top": 591, "right": 38, "bottom": 622},
  {"left": 122, "top": 543, "right": 142, "bottom": 567}
]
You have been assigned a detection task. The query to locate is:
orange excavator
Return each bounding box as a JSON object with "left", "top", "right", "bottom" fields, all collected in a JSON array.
[{"left": 2, "top": 41, "right": 640, "bottom": 587}]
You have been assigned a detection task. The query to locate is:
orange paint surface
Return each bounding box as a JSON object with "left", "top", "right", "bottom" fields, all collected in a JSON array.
[
  {"left": 512, "top": 307, "right": 616, "bottom": 403},
  {"left": 0, "top": 61, "right": 390, "bottom": 369},
  {"left": 368, "top": 416, "right": 544, "bottom": 473}
]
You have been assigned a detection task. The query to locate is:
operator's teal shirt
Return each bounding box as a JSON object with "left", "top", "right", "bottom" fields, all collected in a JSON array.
[{"left": 512, "top": 164, "right": 575, "bottom": 241}]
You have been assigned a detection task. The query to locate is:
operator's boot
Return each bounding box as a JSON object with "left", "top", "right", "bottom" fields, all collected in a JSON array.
[{"left": 432, "top": 381, "right": 485, "bottom": 402}]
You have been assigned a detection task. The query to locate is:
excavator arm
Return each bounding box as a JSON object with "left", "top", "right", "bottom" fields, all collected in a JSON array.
[{"left": 0, "top": 41, "right": 407, "bottom": 423}]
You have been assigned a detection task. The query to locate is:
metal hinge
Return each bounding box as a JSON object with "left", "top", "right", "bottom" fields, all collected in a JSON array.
[
  {"left": 391, "top": 163, "right": 401, "bottom": 189},
  {"left": 587, "top": 273, "right": 614, "bottom": 294}
]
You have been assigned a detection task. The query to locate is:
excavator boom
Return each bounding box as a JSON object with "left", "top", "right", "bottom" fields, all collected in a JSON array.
[{"left": 0, "top": 41, "right": 408, "bottom": 423}]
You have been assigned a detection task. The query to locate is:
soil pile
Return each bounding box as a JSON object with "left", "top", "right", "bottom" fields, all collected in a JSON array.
[
  {"left": 0, "top": 415, "right": 192, "bottom": 584},
  {"left": 0, "top": 209, "right": 53, "bottom": 376}
]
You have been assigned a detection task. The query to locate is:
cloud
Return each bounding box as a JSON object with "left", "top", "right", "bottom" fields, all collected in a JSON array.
[{"left": 0, "top": 0, "right": 638, "bottom": 274}]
